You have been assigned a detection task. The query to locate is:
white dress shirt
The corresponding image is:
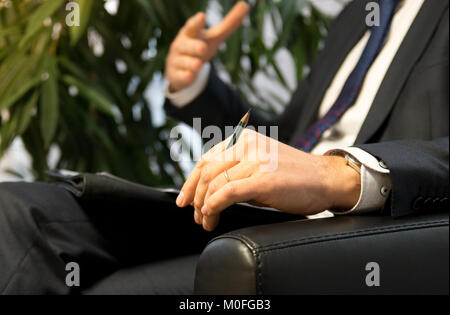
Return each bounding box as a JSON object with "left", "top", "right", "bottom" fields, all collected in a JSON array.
[{"left": 165, "top": 0, "right": 425, "bottom": 215}]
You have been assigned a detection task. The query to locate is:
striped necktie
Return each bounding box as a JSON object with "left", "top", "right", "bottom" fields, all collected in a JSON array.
[{"left": 294, "top": 0, "right": 401, "bottom": 152}]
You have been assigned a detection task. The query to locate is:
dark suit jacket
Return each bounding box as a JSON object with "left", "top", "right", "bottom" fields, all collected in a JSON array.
[{"left": 165, "top": 0, "right": 449, "bottom": 218}]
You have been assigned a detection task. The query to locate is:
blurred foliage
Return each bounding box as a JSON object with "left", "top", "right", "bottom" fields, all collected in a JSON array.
[{"left": 0, "top": 0, "right": 328, "bottom": 185}]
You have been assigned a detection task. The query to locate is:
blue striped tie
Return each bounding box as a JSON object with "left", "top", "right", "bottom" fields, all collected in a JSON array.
[{"left": 295, "top": 0, "right": 401, "bottom": 152}]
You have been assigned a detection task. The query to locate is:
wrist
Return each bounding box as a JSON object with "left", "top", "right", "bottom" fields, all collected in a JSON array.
[
  {"left": 323, "top": 155, "right": 361, "bottom": 211},
  {"left": 167, "top": 81, "right": 186, "bottom": 93},
  {"left": 165, "top": 63, "right": 211, "bottom": 108}
]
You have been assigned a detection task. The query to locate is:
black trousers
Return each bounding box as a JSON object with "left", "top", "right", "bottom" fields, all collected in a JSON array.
[{"left": 0, "top": 182, "right": 218, "bottom": 295}]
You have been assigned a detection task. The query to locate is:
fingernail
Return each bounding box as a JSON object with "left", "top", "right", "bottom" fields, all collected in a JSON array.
[
  {"left": 194, "top": 211, "right": 200, "bottom": 224},
  {"left": 176, "top": 191, "right": 185, "bottom": 207},
  {"left": 202, "top": 218, "right": 209, "bottom": 231},
  {"left": 201, "top": 204, "right": 208, "bottom": 215}
]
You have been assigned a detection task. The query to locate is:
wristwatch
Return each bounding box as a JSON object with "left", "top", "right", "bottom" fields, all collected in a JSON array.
[{"left": 344, "top": 154, "right": 362, "bottom": 175}]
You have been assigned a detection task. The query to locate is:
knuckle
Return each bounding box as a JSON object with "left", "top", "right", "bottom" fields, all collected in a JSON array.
[
  {"left": 181, "top": 73, "right": 191, "bottom": 85},
  {"left": 241, "top": 128, "right": 252, "bottom": 141},
  {"left": 242, "top": 128, "right": 255, "bottom": 136},
  {"left": 197, "top": 42, "right": 208, "bottom": 55},
  {"left": 225, "top": 183, "right": 236, "bottom": 198},
  {"left": 209, "top": 142, "right": 222, "bottom": 154},
  {"left": 180, "top": 56, "right": 189, "bottom": 68},
  {"left": 198, "top": 155, "right": 209, "bottom": 166},
  {"left": 193, "top": 199, "right": 201, "bottom": 211},
  {"left": 208, "top": 180, "right": 218, "bottom": 195},
  {"left": 247, "top": 130, "right": 258, "bottom": 143},
  {"left": 244, "top": 161, "right": 257, "bottom": 175},
  {"left": 200, "top": 166, "right": 211, "bottom": 183},
  {"left": 207, "top": 198, "right": 218, "bottom": 211},
  {"left": 192, "top": 58, "right": 202, "bottom": 70},
  {"left": 185, "top": 57, "right": 198, "bottom": 71}
]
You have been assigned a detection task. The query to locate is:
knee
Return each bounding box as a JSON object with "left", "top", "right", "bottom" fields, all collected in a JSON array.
[
  {"left": 0, "top": 182, "right": 39, "bottom": 228},
  {"left": 0, "top": 182, "right": 42, "bottom": 209},
  {"left": 0, "top": 182, "right": 82, "bottom": 227},
  {"left": 0, "top": 182, "right": 29, "bottom": 212},
  {"left": 0, "top": 181, "right": 27, "bottom": 201}
]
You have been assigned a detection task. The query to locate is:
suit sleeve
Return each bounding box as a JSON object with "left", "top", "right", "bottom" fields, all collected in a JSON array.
[{"left": 357, "top": 137, "right": 449, "bottom": 217}]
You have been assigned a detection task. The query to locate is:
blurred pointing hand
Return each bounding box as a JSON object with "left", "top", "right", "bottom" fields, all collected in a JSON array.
[{"left": 165, "top": 1, "right": 250, "bottom": 92}]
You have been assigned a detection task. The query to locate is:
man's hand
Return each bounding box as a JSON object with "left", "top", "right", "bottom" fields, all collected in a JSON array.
[
  {"left": 176, "top": 129, "right": 362, "bottom": 231},
  {"left": 165, "top": 1, "right": 250, "bottom": 92}
]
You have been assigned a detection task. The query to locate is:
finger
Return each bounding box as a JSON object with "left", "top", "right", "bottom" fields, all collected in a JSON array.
[
  {"left": 201, "top": 161, "right": 256, "bottom": 232},
  {"left": 203, "top": 213, "right": 220, "bottom": 232},
  {"left": 202, "top": 177, "right": 259, "bottom": 217},
  {"left": 193, "top": 160, "right": 238, "bottom": 219},
  {"left": 183, "top": 12, "right": 206, "bottom": 38},
  {"left": 172, "top": 55, "right": 203, "bottom": 72},
  {"left": 194, "top": 209, "right": 202, "bottom": 225},
  {"left": 177, "top": 160, "right": 203, "bottom": 208},
  {"left": 203, "top": 161, "right": 255, "bottom": 206},
  {"left": 204, "top": 1, "right": 250, "bottom": 42},
  {"left": 191, "top": 141, "right": 233, "bottom": 223},
  {"left": 178, "top": 141, "right": 226, "bottom": 208},
  {"left": 173, "top": 37, "right": 208, "bottom": 59}
]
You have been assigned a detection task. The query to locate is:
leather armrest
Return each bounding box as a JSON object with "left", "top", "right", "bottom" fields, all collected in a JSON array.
[{"left": 194, "top": 212, "right": 449, "bottom": 294}]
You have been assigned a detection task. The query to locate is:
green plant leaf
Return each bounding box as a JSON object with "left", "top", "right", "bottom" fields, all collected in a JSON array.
[
  {"left": 20, "top": 0, "right": 64, "bottom": 47},
  {"left": 4, "top": 168, "right": 26, "bottom": 180},
  {"left": 40, "top": 54, "right": 59, "bottom": 149},
  {"left": 58, "top": 56, "right": 90, "bottom": 82},
  {"left": 0, "top": 75, "right": 41, "bottom": 111},
  {"left": 0, "top": 117, "right": 19, "bottom": 155},
  {"left": 70, "top": 0, "right": 94, "bottom": 46},
  {"left": 0, "top": 91, "right": 39, "bottom": 157},
  {"left": 18, "top": 91, "right": 39, "bottom": 135},
  {"left": 62, "top": 75, "right": 115, "bottom": 117},
  {"left": 0, "top": 25, "right": 21, "bottom": 38},
  {"left": 0, "top": 54, "right": 29, "bottom": 98}
]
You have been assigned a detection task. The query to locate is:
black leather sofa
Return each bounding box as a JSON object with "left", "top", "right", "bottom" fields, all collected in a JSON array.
[{"left": 195, "top": 212, "right": 449, "bottom": 294}]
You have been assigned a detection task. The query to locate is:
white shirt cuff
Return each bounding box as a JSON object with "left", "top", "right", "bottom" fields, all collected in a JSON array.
[
  {"left": 165, "top": 63, "right": 211, "bottom": 108},
  {"left": 325, "top": 147, "right": 392, "bottom": 215}
]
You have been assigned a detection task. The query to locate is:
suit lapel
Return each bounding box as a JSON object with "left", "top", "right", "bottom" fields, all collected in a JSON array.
[{"left": 355, "top": 0, "right": 449, "bottom": 144}]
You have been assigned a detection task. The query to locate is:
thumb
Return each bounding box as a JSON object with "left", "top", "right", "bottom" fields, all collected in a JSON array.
[
  {"left": 183, "top": 12, "right": 207, "bottom": 38},
  {"left": 205, "top": 1, "right": 250, "bottom": 42}
]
